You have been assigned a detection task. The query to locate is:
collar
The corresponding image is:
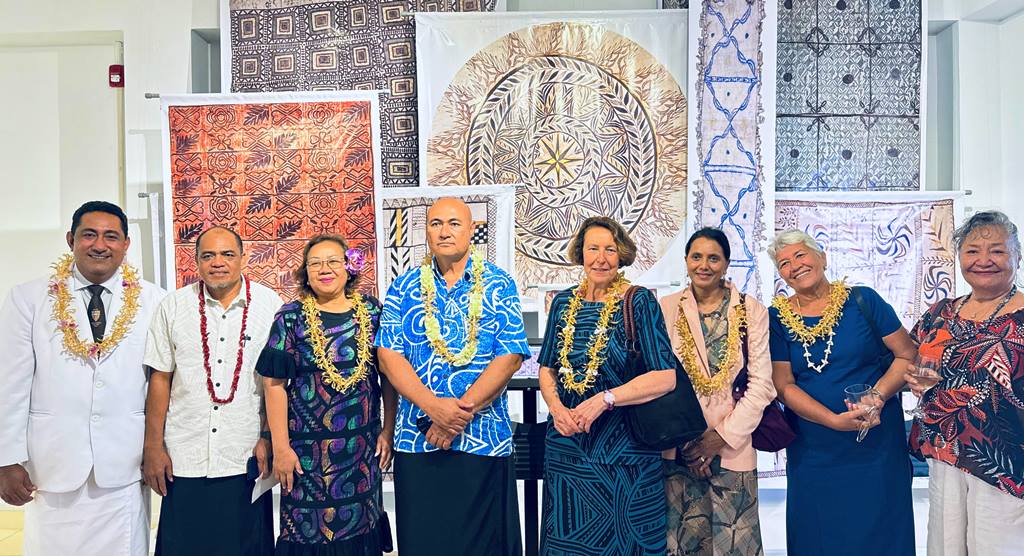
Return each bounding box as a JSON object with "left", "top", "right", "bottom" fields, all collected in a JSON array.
[
  {"left": 71, "top": 262, "right": 122, "bottom": 293},
  {"left": 430, "top": 253, "right": 478, "bottom": 284},
  {"left": 199, "top": 276, "right": 250, "bottom": 308}
]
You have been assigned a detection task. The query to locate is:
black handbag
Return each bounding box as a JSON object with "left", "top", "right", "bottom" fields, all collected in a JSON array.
[{"left": 621, "top": 285, "right": 708, "bottom": 450}]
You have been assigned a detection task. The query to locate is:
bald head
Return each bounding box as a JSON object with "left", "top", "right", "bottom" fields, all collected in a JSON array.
[{"left": 426, "top": 197, "right": 474, "bottom": 263}]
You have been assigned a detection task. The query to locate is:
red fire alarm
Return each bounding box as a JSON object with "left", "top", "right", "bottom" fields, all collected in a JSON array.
[{"left": 109, "top": 64, "right": 124, "bottom": 88}]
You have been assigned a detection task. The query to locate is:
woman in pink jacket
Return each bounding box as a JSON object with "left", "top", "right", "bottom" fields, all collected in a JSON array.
[{"left": 659, "top": 227, "right": 776, "bottom": 556}]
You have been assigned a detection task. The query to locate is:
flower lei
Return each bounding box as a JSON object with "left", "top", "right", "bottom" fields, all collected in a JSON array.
[
  {"left": 301, "top": 293, "right": 373, "bottom": 393},
  {"left": 558, "top": 273, "right": 629, "bottom": 395},
  {"left": 198, "top": 278, "right": 250, "bottom": 404},
  {"left": 420, "top": 247, "right": 485, "bottom": 367},
  {"left": 675, "top": 297, "right": 747, "bottom": 397},
  {"left": 771, "top": 281, "right": 850, "bottom": 373},
  {"left": 48, "top": 254, "right": 141, "bottom": 360}
]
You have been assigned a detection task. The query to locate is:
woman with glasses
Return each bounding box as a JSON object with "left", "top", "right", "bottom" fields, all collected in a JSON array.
[{"left": 256, "top": 234, "right": 397, "bottom": 555}]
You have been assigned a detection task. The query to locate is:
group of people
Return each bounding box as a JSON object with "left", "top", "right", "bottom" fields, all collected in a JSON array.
[{"left": 0, "top": 198, "right": 1021, "bottom": 556}]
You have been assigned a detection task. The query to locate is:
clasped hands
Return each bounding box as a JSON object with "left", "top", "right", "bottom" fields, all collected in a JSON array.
[
  {"left": 679, "top": 429, "right": 727, "bottom": 479},
  {"left": 550, "top": 394, "right": 608, "bottom": 436},
  {"left": 424, "top": 397, "right": 475, "bottom": 450}
]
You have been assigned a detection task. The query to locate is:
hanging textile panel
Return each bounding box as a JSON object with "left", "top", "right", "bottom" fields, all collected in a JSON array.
[
  {"left": 379, "top": 185, "right": 515, "bottom": 291},
  {"left": 775, "top": 194, "right": 957, "bottom": 328},
  {"left": 161, "top": 92, "right": 382, "bottom": 300},
  {"left": 688, "top": 0, "right": 777, "bottom": 299},
  {"left": 417, "top": 11, "right": 688, "bottom": 289},
  {"left": 223, "top": 0, "right": 504, "bottom": 187},
  {"left": 776, "top": 0, "right": 924, "bottom": 191}
]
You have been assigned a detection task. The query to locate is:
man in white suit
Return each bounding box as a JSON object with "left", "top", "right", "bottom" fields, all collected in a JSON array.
[{"left": 0, "top": 201, "right": 165, "bottom": 556}]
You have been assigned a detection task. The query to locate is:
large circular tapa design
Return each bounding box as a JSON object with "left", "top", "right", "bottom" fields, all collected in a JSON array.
[{"left": 427, "top": 21, "right": 687, "bottom": 286}]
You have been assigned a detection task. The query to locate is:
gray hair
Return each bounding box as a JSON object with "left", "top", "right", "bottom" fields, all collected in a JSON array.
[
  {"left": 953, "top": 211, "right": 1022, "bottom": 261},
  {"left": 768, "top": 229, "right": 825, "bottom": 266}
]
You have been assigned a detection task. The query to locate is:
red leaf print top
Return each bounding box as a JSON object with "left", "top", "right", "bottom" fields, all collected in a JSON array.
[{"left": 910, "top": 297, "right": 1024, "bottom": 499}]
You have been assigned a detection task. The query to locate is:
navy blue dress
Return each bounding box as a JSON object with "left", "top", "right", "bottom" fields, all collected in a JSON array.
[
  {"left": 768, "top": 286, "right": 914, "bottom": 555},
  {"left": 538, "top": 286, "right": 677, "bottom": 555}
]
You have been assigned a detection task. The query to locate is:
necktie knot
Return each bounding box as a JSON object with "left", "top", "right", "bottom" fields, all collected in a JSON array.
[{"left": 87, "top": 284, "right": 105, "bottom": 297}]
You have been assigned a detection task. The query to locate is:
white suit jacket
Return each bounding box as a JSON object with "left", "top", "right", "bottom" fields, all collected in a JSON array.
[{"left": 0, "top": 268, "right": 164, "bottom": 492}]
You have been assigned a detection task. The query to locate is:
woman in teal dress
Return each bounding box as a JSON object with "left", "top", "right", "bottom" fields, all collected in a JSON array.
[
  {"left": 767, "top": 230, "right": 917, "bottom": 555},
  {"left": 537, "top": 217, "right": 678, "bottom": 555}
]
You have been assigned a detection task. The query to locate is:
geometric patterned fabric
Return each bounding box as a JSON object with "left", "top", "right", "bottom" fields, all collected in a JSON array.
[
  {"left": 775, "top": 194, "right": 957, "bottom": 328},
  {"left": 163, "top": 95, "right": 379, "bottom": 299},
  {"left": 689, "top": 0, "right": 773, "bottom": 298},
  {"left": 776, "top": 0, "right": 923, "bottom": 191},
  {"left": 225, "top": 0, "right": 501, "bottom": 187}
]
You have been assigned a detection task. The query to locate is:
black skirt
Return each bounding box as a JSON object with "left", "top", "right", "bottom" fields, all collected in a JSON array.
[
  {"left": 155, "top": 474, "right": 274, "bottom": 556},
  {"left": 394, "top": 451, "right": 522, "bottom": 556}
]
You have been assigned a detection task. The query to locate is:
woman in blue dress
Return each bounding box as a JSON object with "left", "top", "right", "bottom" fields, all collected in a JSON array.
[
  {"left": 767, "top": 230, "right": 917, "bottom": 555},
  {"left": 537, "top": 217, "right": 678, "bottom": 555}
]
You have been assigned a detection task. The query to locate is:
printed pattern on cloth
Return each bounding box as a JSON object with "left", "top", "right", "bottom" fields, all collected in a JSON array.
[
  {"left": 420, "top": 14, "right": 688, "bottom": 289},
  {"left": 910, "top": 300, "right": 1024, "bottom": 501},
  {"left": 775, "top": 195, "right": 956, "bottom": 328},
  {"left": 664, "top": 463, "right": 764, "bottom": 556},
  {"left": 226, "top": 0, "right": 502, "bottom": 187},
  {"left": 380, "top": 185, "right": 515, "bottom": 292},
  {"left": 164, "top": 96, "right": 378, "bottom": 298},
  {"left": 689, "top": 0, "right": 773, "bottom": 297},
  {"left": 375, "top": 257, "right": 530, "bottom": 457},
  {"left": 776, "top": 0, "right": 923, "bottom": 191},
  {"left": 256, "top": 300, "right": 384, "bottom": 545}
]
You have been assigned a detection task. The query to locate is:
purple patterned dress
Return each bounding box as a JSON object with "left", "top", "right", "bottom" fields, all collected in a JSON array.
[{"left": 256, "top": 298, "right": 384, "bottom": 556}]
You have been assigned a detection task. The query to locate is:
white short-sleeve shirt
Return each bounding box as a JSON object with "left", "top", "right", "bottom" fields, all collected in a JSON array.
[{"left": 144, "top": 278, "right": 282, "bottom": 478}]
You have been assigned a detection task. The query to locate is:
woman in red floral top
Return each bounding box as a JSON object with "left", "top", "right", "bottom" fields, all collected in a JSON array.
[{"left": 907, "top": 210, "right": 1024, "bottom": 553}]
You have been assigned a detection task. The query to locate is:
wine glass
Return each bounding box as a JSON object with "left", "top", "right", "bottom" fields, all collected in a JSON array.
[
  {"left": 905, "top": 353, "right": 942, "bottom": 419},
  {"left": 844, "top": 383, "right": 882, "bottom": 443}
]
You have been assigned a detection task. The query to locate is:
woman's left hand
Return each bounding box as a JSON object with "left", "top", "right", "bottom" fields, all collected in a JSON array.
[
  {"left": 571, "top": 395, "right": 608, "bottom": 433},
  {"left": 681, "top": 429, "right": 726, "bottom": 468},
  {"left": 375, "top": 432, "right": 394, "bottom": 471}
]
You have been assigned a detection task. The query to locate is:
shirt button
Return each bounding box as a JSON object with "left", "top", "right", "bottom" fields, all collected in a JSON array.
[
  {"left": 212, "top": 428, "right": 218, "bottom": 433},
  {"left": 95, "top": 381, "right": 104, "bottom": 388},
  {"left": 213, "top": 406, "right": 219, "bottom": 411},
  {"left": 222, "top": 315, "right": 227, "bottom": 320},
  {"left": 215, "top": 382, "right": 221, "bottom": 387},
  {"left": 91, "top": 415, "right": 99, "bottom": 422},
  {"left": 217, "top": 359, "right": 223, "bottom": 364},
  {"left": 220, "top": 337, "right": 225, "bottom": 341}
]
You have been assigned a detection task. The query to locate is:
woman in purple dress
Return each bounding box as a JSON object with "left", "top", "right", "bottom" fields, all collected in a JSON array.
[{"left": 257, "top": 234, "right": 397, "bottom": 555}]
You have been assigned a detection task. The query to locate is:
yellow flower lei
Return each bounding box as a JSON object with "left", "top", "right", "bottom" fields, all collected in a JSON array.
[
  {"left": 558, "top": 273, "right": 629, "bottom": 395},
  {"left": 301, "top": 293, "right": 373, "bottom": 393},
  {"left": 771, "top": 280, "right": 850, "bottom": 344},
  {"left": 675, "top": 298, "right": 747, "bottom": 397},
  {"left": 420, "top": 247, "right": 485, "bottom": 367},
  {"left": 48, "top": 254, "right": 141, "bottom": 360}
]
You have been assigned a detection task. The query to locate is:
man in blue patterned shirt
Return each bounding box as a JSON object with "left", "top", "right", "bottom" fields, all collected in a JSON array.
[{"left": 376, "top": 198, "right": 529, "bottom": 556}]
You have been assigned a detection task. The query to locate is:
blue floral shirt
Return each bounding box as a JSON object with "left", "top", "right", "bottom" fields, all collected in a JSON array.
[{"left": 375, "top": 256, "right": 530, "bottom": 457}]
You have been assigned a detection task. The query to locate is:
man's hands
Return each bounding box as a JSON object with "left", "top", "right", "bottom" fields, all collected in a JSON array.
[
  {"left": 252, "top": 437, "right": 271, "bottom": 479},
  {"left": 0, "top": 464, "right": 35, "bottom": 505},
  {"left": 423, "top": 397, "right": 474, "bottom": 450},
  {"left": 142, "top": 444, "right": 174, "bottom": 496}
]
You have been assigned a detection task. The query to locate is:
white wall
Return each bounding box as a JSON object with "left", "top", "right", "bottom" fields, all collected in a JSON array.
[
  {"left": 998, "top": 11, "right": 1024, "bottom": 230},
  {"left": 0, "top": 0, "right": 218, "bottom": 294}
]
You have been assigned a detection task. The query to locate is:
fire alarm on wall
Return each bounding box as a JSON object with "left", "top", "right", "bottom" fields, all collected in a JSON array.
[{"left": 109, "top": 64, "right": 124, "bottom": 88}]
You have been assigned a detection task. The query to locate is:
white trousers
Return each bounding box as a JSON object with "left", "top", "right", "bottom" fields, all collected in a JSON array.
[
  {"left": 928, "top": 459, "right": 1024, "bottom": 556},
  {"left": 23, "top": 474, "right": 149, "bottom": 556}
]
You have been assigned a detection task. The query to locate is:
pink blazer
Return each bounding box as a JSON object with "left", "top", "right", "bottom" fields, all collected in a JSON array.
[{"left": 659, "top": 284, "right": 776, "bottom": 472}]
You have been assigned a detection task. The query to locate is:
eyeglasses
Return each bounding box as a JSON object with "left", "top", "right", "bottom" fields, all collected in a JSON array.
[{"left": 306, "top": 258, "right": 344, "bottom": 271}]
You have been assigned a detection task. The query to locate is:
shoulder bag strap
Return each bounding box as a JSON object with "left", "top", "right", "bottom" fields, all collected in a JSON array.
[
  {"left": 732, "top": 293, "right": 750, "bottom": 399},
  {"left": 622, "top": 285, "right": 642, "bottom": 353},
  {"left": 852, "top": 286, "right": 884, "bottom": 348}
]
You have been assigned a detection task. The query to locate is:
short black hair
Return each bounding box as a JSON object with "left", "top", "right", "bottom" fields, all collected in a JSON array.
[
  {"left": 194, "top": 225, "right": 244, "bottom": 257},
  {"left": 71, "top": 201, "right": 128, "bottom": 237},
  {"left": 685, "top": 227, "right": 731, "bottom": 261}
]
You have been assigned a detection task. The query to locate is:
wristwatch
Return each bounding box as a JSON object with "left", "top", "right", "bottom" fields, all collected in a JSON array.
[{"left": 602, "top": 390, "right": 616, "bottom": 411}]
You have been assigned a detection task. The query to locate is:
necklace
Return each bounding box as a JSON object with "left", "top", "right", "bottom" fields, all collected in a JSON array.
[
  {"left": 301, "top": 293, "right": 373, "bottom": 393},
  {"left": 198, "top": 278, "right": 251, "bottom": 404},
  {"left": 956, "top": 285, "right": 1018, "bottom": 329},
  {"left": 771, "top": 281, "right": 850, "bottom": 373},
  {"left": 676, "top": 289, "right": 746, "bottom": 396},
  {"left": 420, "top": 247, "right": 486, "bottom": 366},
  {"left": 558, "top": 273, "right": 629, "bottom": 395},
  {"left": 48, "top": 254, "right": 141, "bottom": 360}
]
